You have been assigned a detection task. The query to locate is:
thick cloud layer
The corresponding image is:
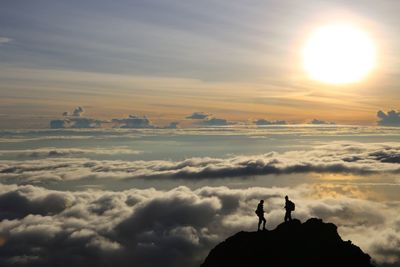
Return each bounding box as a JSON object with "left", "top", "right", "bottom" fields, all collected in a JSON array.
[
  {"left": 377, "top": 110, "right": 400, "bottom": 126},
  {"left": 0, "top": 184, "right": 398, "bottom": 267},
  {"left": 1, "top": 142, "right": 400, "bottom": 184}
]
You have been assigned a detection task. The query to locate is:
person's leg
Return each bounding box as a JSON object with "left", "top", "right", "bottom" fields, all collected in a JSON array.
[
  {"left": 262, "top": 217, "right": 266, "bottom": 230},
  {"left": 289, "top": 211, "right": 292, "bottom": 221},
  {"left": 284, "top": 211, "right": 289, "bottom": 222},
  {"left": 258, "top": 216, "right": 262, "bottom": 230}
]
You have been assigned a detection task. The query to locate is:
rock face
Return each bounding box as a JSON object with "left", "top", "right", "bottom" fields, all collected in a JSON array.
[{"left": 200, "top": 218, "right": 374, "bottom": 267}]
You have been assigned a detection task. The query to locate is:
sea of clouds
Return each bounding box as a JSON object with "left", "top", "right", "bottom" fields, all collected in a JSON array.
[
  {"left": 0, "top": 184, "right": 399, "bottom": 267},
  {"left": 1, "top": 128, "right": 400, "bottom": 266}
]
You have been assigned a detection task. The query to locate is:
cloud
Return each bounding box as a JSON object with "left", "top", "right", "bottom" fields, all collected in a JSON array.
[
  {"left": 63, "top": 106, "right": 85, "bottom": 117},
  {"left": 52, "top": 113, "right": 174, "bottom": 130},
  {"left": 186, "top": 112, "right": 210, "bottom": 120},
  {"left": 0, "top": 37, "right": 12, "bottom": 44},
  {"left": 200, "top": 118, "right": 232, "bottom": 126},
  {"left": 50, "top": 107, "right": 103, "bottom": 129},
  {"left": 112, "top": 115, "right": 154, "bottom": 129},
  {"left": 70, "top": 118, "right": 102, "bottom": 128},
  {"left": 1, "top": 126, "right": 399, "bottom": 145},
  {"left": 310, "top": 119, "right": 335, "bottom": 125},
  {"left": 49, "top": 120, "right": 67, "bottom": 129},
  {"left": 50, "top": 118, "right": 102, "bottom": 129},
  {"left": 254, "top": 119, "right": 287, "bottom": 125},
  {"left": 0, "top": 184, "right": 225, "bottom": 267},
  {"left": 186, "top": 112, "right": 232, "bottom": 126},
  {"left": 2, "top": 142, "right": 400, "bottom": 184},
  {"left": 377, "top": 110, "right": 400, "bottom": 126},
  {"left": 0, "top": 183, "right": 398, "bottom": 267},
  {"left": 165, "top": 122, "right": 179, "bottom": 129},
  {"left": 0, "top": 147, "right": 141, "bottom": 158}
]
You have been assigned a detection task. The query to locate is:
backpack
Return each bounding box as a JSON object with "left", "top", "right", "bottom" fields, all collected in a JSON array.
[{"left": 288, "top": 201, "right": 295, "bottom": 211}]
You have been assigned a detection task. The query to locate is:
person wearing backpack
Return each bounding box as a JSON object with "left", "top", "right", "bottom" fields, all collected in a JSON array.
[
  {"left": 255, "top": 200, "right": 266, "bottom": 231},
  {"left": 284, "top": 195, "right": 295, "bottom": 222}
]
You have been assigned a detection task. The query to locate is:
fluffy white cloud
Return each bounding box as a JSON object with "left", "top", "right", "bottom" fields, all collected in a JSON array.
[{"left": 0, "top": 184, "right": 398, "bottom": 267}]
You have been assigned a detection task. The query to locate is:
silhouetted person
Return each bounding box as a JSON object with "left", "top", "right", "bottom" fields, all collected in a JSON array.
[
  {"left": 284, "top": 195, "right": 295, "bottom": 222},
  {"left": 255, "top": 200, "right": 266, "bottom": 231}
]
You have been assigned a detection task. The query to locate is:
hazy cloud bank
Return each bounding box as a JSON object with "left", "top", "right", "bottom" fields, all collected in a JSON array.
[
  {"left": 0, "top": 147, "right": 141, "bottom": 158},
  {"left": 0, "top": 184, "right": 398, "bottom": 267}
]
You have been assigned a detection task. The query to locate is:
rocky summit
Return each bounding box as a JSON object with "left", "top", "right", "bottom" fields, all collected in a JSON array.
[{"left": 201, "top": 218, "right": 374, "bottom": 267}]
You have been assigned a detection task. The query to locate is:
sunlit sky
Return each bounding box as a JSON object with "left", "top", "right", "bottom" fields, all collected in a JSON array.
[
  {"left": 1, "top": 0, "right": 400, "bottom": 128},
  {"left": 2, "top": 2, "right": 400, "bottom": 266}
]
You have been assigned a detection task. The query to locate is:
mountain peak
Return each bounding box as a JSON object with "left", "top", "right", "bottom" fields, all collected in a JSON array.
[{"left": 200, "top": 218, "right": 373, "bottom": 267}]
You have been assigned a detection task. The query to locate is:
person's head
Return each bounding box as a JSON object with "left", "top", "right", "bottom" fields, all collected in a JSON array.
[
  {"left": 260, "top": 200, "right": 264, "bottom": 204},
  {"left": 285, "top": 195, "right": 288, "bottom": 200}
]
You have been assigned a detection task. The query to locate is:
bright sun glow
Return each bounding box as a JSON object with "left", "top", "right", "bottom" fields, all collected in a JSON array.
[{"left": 302, "top": 23, "right": 376, "bottom": 84}]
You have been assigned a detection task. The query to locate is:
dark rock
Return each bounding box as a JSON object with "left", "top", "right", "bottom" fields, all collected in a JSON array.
[{"left": 200, "top": 218, "right": 374, "bottom": 267}]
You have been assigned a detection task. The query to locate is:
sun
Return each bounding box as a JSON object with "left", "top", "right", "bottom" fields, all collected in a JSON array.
[{"left": 302, "top": 23, "right": 376, "bottom": 84}]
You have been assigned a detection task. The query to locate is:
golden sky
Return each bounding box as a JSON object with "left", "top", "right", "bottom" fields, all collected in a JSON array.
[{"left": 0, "top": 0, "right": 399, "bottom": 128}]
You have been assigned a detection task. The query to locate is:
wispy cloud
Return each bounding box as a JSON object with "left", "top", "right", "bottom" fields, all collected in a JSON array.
[{"left": 0, "top": 37, "right": 12, "bottom": 44}]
